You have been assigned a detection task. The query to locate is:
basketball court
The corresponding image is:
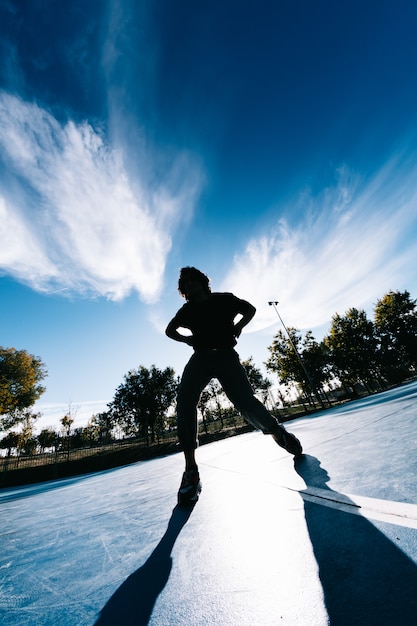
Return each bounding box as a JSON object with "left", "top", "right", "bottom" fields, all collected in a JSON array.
[{"left": 1, "top": 381, "right": 417, "bottom": 625}]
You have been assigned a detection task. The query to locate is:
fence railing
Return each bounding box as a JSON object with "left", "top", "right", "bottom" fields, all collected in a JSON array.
[
  {"left": 0, "top": 395, "right": 351, "bottom": 487},
  {"left": 0, "top": 413, "right": 253, "bottom": 483}
]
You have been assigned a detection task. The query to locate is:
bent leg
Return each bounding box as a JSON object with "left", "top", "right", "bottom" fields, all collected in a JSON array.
[{"left": 177, "top": 353, "right": 211, "bottom": 458}]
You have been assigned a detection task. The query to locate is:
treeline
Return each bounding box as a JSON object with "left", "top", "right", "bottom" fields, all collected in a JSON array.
[
  {"left": 0, "top": 360, "right": 270, "bottom": 456},
  {"left": 1, "top": 289, "right": 416, "bottom": 457},
  {"left": 266, "top": 290, "right": 417, "bottom": 404}
]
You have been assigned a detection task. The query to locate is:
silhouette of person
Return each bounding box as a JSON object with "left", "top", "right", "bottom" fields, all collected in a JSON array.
[
  {"left": 294, "top": 455, "right": 417, "bottom": 624},
  {"left": 95, "top": 505, "right": 194, "bottom": 626},
  {"left": 166, "top": 266, "right": 302, "bottom": 504}
]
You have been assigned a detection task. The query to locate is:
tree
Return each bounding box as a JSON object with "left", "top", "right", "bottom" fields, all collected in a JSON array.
[
  {"left": 374, "top": 290, "right": 417, "bottom": 382},
  {"left": 0, "top": 347, "right": 47, "bottom": 431},
  {"left": 266, "top": 329, "right": 328, "bottom": 407},
  {"left": 197, "top": 388, "right": 214, "bottom": 434},
  {"left": 241, "top": 357, "right": 272, "bottom": 404},
  {"left": 61, "top": 413, "right": 75, "bottom": 437},
  {"left": 70, "top": 427, "right": 91, "bottom": 450},
  {"left": 19, "top": 410, "right": 41, "bottom": 454},
  {"left": 61, "top": 411, "right": 75, "bottom": 459},
  {"left": 38, "top": 428, "right": 58, "bottom": 453},
  {"left": 109, "top": 365, "right": 178, "bottom": 444},
  {"left": 301, "top": 332, "right": 334, "bottom": 401},
  {"left": 266, "top": 327, "right": 305, "bottom": 388},
  {"left": 84, "top": 412, "right": 114, "bottom": 444},
  {"left": 197, "top": 379, "right": 229, "bottom": 428},
  {"left": 0, "top": 431, "right": 20, "bottom": 457},
  {"left": 324, "top": 308, "right": 380, "bottom": 396}
]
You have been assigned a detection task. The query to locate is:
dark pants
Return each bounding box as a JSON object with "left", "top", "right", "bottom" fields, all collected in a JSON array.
[{"left": 177, "top": 349, "right": 279, "bottom": 451}]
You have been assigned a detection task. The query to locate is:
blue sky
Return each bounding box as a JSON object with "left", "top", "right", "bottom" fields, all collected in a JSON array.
[{"left": 1, "top": 0, "right": 417, "bottom": 432}]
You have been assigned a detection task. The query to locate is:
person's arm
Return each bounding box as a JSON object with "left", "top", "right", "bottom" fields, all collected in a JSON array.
[
  {"left": 165, "top": 317, "right": 194, "bottom": 346},
  {"left": 233, "top": 299, "right": 256, "bottom": 337}
]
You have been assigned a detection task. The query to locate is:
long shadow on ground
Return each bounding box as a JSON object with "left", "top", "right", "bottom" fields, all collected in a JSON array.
[
  {"left": 95, "top": 504, "right": 195, "bottom": 626},
  {"left": 295, "top": 455, "right": 417, "bottom": 625}
]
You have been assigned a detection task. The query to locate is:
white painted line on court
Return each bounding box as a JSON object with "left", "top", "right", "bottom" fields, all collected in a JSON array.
[
  {"left": 294, "top": 486, "right": 417, "bottom": 529},
  {"left": 200, "top": 459, "right": 417, "bottom": 529}
]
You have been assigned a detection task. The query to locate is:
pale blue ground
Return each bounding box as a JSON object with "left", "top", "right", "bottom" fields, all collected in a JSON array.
[{"left": 1, "top": 382, "right": 417, "bottom": 625}]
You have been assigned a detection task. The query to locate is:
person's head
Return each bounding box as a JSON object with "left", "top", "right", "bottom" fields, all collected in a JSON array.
[{"left": 178, "top": 267, "right": 211, "bottom": 301}]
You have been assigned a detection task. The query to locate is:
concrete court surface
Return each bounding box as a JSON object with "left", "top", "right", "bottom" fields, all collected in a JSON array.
[{"left": 1, "top": 381, "right": 417, "bottom": 626}]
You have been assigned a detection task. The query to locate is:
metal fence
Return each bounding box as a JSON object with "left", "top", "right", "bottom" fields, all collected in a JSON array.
[{"left": 0, "top": 413, "right": 252, "bottom": 486}]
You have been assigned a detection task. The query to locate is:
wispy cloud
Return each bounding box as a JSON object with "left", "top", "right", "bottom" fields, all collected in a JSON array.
[
  {"left": 222, "top": 156, "right": 417, "bottom": 332},
  {"left": 33, "top": 399, "right": 109, "bottom": 433},
  {"left": 0, "top": 91, "right": 202, "bottom": 302}
]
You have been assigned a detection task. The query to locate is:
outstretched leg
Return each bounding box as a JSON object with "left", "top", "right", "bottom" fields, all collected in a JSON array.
[{"left": 217, "top": 350, "right": 302, "bottom": 456}]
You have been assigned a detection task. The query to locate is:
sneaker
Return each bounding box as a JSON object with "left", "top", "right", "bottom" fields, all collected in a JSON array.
[
  {"left": 178, "top": 469, "right": 202, "bottom": 505},
  {"left": 273, "top": 424, "right": 303, "bottom": 457}
]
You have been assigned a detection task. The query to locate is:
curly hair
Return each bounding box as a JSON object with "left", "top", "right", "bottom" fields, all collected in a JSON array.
[{"left": 178, "top": 267, "right": 211, "bottom": 300}]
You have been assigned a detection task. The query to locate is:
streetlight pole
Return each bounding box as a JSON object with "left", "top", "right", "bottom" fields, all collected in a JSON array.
[{"left": 268, "top": 301, "right": 325, "bottom": 409}]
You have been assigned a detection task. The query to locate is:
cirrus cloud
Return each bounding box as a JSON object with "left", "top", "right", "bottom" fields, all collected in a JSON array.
[
  {"left": 222, "top": 156, "right": 417, "bottom": 332},
  {"left": 0, "top": 91, "right": 202, "bottom": 302}
]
